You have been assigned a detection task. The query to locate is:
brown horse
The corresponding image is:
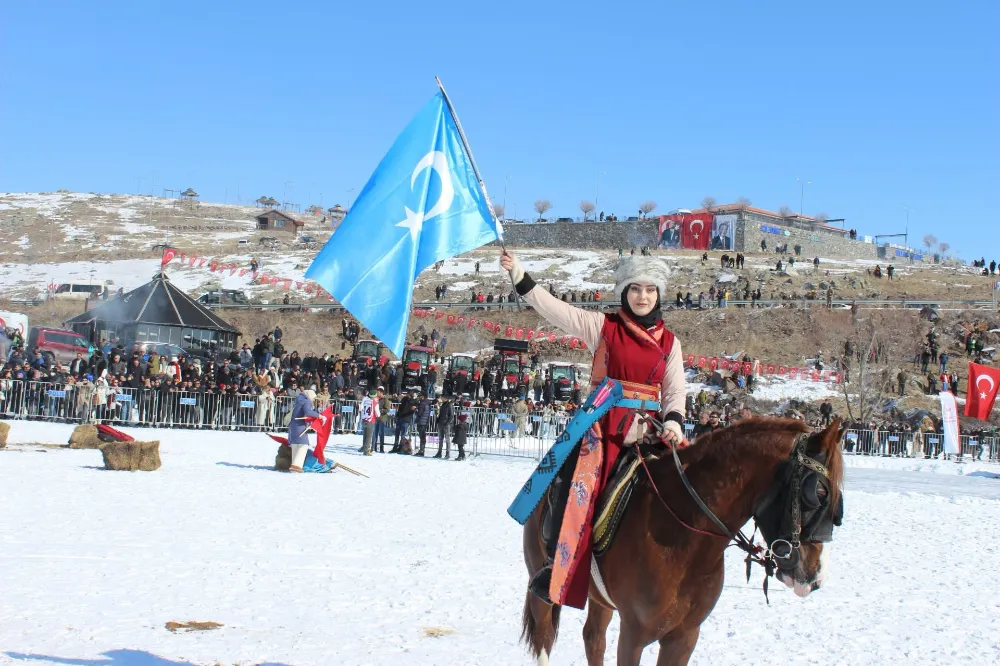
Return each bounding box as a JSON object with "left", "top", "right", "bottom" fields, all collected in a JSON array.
[{"left": 521, "top": 418, "right": 845, "bottom": 665}]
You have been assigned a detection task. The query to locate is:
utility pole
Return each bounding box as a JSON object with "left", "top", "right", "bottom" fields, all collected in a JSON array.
[
  {"left": 797, "top": 177, "right": 811, "bottom": 216},
  {"left": 596, "top": 171, "right": 606, "bottom": 216}
]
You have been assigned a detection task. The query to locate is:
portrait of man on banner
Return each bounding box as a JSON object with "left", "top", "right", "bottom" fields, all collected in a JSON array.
[
  {"left": 711, "top": 214, "right": 736, "bottom": 251},
  {"left": 658, "top": 215, "right": 681, "bottom": 249}
]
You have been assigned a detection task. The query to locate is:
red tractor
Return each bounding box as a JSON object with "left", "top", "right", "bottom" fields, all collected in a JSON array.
[
  {"left": 547, "top": 362, "right": 580, "bottom": 403},
  {"left": 401, "top": 345, "right": 435, "bottom": 393},
  {"left": 352, "top": 339, "right": 385, "bottom": 392},
  {"left": 443, "top": 353, "right": 480, "bottom": 397},
  {"left": 490, "top": 339, "right": 530, "bottom": 400}
]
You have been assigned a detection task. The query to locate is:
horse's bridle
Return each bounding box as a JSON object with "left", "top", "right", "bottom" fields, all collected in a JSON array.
[
  {"left": 752, "top": 435, "right": 842, "bottom": 574},
  {"left": 635, "top": 416, "right": 841, "bottom": 602}
]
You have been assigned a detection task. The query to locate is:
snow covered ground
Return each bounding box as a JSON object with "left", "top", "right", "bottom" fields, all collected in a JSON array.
[{"left": 1, "top": 421, "right": 998, "bottom": 666}]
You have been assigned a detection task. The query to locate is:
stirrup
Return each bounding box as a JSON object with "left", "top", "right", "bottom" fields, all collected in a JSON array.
[{"left": 529, "top": 565, "right": 553, "bottom": 604}]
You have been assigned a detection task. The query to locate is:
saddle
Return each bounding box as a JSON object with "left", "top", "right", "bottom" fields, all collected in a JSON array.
[{"left": 593, "top": 446, "right": 650, "bottom": 557}]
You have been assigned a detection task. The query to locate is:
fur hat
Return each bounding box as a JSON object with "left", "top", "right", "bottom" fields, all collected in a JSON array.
[
  {"left": 613, "top": 255, "right": 670, "bottom": 299},
  {"left": 302, "top": 389, "right": 317, "bottom": 402}
]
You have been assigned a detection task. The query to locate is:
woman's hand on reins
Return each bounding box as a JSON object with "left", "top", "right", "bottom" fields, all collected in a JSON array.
[{"left": 644, "top": 420, "right": 684, "bottom": 449}]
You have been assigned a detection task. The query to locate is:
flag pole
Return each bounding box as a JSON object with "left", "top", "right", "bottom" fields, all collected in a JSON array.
[{"left": 434, "top": 76, "right": 522, "bottom": 311}]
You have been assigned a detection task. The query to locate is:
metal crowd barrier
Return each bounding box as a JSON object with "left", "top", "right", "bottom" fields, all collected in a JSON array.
[
  {"left": 1, "top": 381, "right": 997, "bottom": 463},
  {"left": 841, "top": 428, "right": 997, "bottom": 461}
]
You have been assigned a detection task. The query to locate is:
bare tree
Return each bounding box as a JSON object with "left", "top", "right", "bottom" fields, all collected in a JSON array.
[
  {"left": 736, "top": 196, "right": 752, "bottom": 208},
  {"left": 701, "top": 196, "right": 717, "bottom": 210},
  {"left": 491, "top": 202, "right": 505, "bottom": 220},
  {"left": 579, "top": 200, "right": 595, "bottom": 221},
  {"left": 778, "top": 205, "right": 793, "bottom": 218},
  {"left": 534, "top": 199, "right": 552, "bottom": 222},
  {"left": 839, "top": 313, "right": 920, "bottom": 426},
  {"left": 922, "top": 234, "right": 937, "bottom": 251},
  {"left": 815, "top": 212, "right": 829, "bottom": 222},
  {"left": 639, "top": 201, "right": 657, "bottom": 218},
  {"left": 939, "top": 241, "right": 950, "bottom": 255}
]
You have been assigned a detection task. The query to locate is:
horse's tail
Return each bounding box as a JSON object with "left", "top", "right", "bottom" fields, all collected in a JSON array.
[{"left": 521, "top": 591, "right": 561, "bottom": 661}]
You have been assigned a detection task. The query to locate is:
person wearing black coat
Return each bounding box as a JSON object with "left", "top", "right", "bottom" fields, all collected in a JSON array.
[
  {"left": 435, "top": 397, "right": 454, "bottom": 458},
  {"left": 452, "top": 414, "right": 469, "bottom": 461},
  {"left": 392, "top": 392, "right": 417, "bottom": 452},
  {"left": 414, "top": 396, "right": 433, "bottom": 456}
]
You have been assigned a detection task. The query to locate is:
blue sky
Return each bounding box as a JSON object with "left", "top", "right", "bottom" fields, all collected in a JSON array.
[{"left": 1, "top": 1, "right": 997, "bottom": 259}]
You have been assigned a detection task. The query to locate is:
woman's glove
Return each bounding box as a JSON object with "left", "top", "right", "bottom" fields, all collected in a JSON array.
[
  {"left": 642, "top": 419, "right": 686, "bottom": 450},
  {"left": 499, "top": 251, "right": 525, "bottom": 286}
]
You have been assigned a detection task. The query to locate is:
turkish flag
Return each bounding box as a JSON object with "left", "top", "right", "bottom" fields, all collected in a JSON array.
[
  {"left": 516, "top": 327, "right": 524, "bottom": 340},
  {"left": 682, "top": 213, "right": 712, "bottom": 250},
  {"left": 766, "top": 364, "right": 775, "bottom": 375},
  {"left": 505, "top": 325, "right": 514, "bottom": 337},
  {"left": 698, "top": 356, "right": 707, "bottom": 368},
  {"left": 721, "top": 359, "right": 731, "bottom": 370},
  {"left": 569, "top": 337, "right": 579, "bottom": 349},
  {"left": 686, "top": 353, "right": 695, "bottom": 367},
  {"left": 964, "top": 362, "right": 1000, "bottom": 419},
  {"left": 447, "top": 315, "right": 456, "bottom": 325},
  {"left": 161, "top": 248, "right": 177, "bottom": 265},
  {"left": 579, "top": 340, "right": 588, "bottom": 350},
  {"left": 777, "top": 365, "right": 787, "bottom": 375},
  {"left": 307, "top": 406, "right": 334, "bottom": 465},
  {"left": 709, "top": 357, "right": 719, "bottom": 370},
  {"left": 526, "top": 330, "right": 535, "bottom": 340},
  {"left": 743, "top": 362, "right": 752, "bottom": 374},
  {"left": 789, "top": 367, "right": 799, "bottom": 379},
  {"left": 435, "top": 312, "right": 446, "bottom": 320}
]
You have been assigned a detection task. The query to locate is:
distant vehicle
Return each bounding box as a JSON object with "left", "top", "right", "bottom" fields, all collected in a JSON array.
[
  {"left": 299, "top": 235, "right": 318, "bottom": 244},
  {"left": 443, "top": 353, "right": 479, "bottom": 397},
  {"left": 401, "top": 345, "right": 436, "bottom": 392},
  {"left": 352, "top": 339, "right": 385, "bottom": 392},
  {"left": 126, "top": 341, "right": 188, "bottom": 361},
  {"left": 197, "top": 290, "right": 249, "bottom": 306},
  {"left": 50, "top": 280, "right": 113, "bottom": 300},
  {"left": 237, "top": 239, "right": 251, "bottom": 247},
  {"left": 547, "top": 362, "right": 580, "bottom": 402},
  {"left": 489, "top": 338, "right": 530, "bottom": 399},
  {"left": 556, "top": 217, "right": 574, "bottom": 223},
  {"left": 27, "top": 326, "right": 94, "bottom": 365}
]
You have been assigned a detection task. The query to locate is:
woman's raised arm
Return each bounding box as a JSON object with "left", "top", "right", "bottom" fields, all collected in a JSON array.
[{"left": 500, "top": 250, "right": 604, "bottom": 351}]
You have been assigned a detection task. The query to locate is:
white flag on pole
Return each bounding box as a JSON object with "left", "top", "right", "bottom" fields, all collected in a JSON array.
[{"left": 939, "top": 391, "right": 960, "bottom": 455}]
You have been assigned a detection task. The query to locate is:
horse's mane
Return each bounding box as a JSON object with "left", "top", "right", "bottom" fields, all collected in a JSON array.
[
  {"left": 677, "top": 417, "right": 844, "bottom": 508},
  {"left": 679, "top": 418, "right": 809, "bottom": 467}
]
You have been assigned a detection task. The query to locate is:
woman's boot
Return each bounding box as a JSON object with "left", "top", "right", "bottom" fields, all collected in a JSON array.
[{"left": 528, "top": 460, "right": 573, "bottom": 604}]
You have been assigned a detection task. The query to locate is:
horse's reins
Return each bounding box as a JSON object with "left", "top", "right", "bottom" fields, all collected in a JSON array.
[{"left": 634, "top": 411, "right": 778, "bottom": 601}]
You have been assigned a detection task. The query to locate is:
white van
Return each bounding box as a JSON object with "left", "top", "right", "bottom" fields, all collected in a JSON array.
[{"left": 50, "top": 280, "right": 114, "bottom": 300}]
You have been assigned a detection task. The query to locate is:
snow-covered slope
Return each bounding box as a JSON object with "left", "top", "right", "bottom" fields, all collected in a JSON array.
[{"left": 0, "top": 422, "right": 997, "bottom": 665}]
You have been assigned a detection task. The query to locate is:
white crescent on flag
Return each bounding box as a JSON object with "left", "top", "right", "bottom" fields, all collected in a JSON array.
[{"left": 976, "top": 374, "right": 995, "bottom": 393}]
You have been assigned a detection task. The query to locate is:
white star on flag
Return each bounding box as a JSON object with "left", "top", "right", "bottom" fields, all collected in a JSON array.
[{"left": 980, "top": 392, "right": 987, "bottom": 400}]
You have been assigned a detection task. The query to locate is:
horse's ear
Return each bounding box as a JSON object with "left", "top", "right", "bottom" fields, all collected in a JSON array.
[{"left": 809, "top": 418, "right": 842, "bottom": 455}]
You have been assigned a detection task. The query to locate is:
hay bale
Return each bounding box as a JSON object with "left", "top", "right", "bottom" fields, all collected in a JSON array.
[
  {"left": 68, "top": 424, "right": 102, "bottom": 449},
  {"left": 275, "top": 444, "right": 291, "bottom": 471},
  {"left": 0, "top": 421, "right": 9, "bottom": 448},
  {"left": 100, "top": 440, "right": 161, "bottom": 471}
]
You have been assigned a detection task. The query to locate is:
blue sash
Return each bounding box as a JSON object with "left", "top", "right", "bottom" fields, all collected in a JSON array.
[{"left": 507, "top": 378, "right": 659, "bottom": 525}]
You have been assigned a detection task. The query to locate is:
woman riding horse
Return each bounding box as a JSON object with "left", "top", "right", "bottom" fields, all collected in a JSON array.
[{"left": 501, "top": 249, "right": 687, "bottom": 608}]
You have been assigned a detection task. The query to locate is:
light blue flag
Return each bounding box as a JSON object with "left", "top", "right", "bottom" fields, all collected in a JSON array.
[{"left": 305, "top": 92, "right": 502, "bottom": 357}]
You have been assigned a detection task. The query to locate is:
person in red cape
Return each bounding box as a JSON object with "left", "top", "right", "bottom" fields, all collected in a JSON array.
[{"left": 500, "top": 250, "right": 687, "bottom": 608}]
